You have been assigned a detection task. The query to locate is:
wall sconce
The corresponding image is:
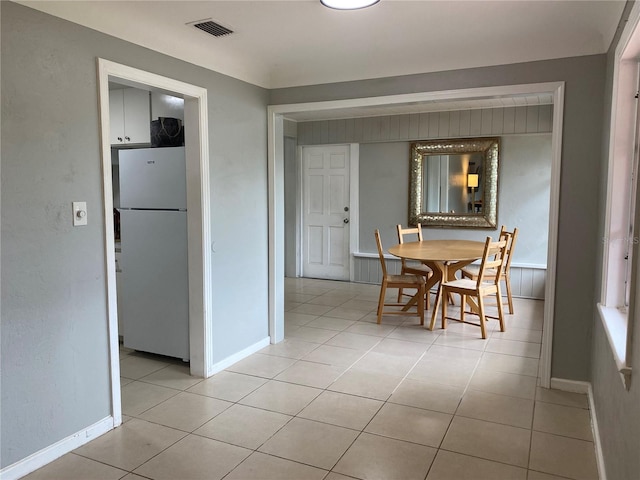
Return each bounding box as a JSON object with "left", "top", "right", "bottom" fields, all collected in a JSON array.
[
  {"left": 468, "top": 173, "right": 479, "bottom": 212},
  {"left": 467, "top": 173, "right": 479, "bottom": 189}
]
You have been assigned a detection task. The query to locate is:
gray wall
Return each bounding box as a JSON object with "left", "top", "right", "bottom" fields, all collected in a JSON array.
[
  {"left": 292, "top": 106, "right": 552, "bottom": 266},
  {"left": 288, "top": 122, "right": 551, "bottom": 299},
  {"left": 283, "top": 120, "right": 299, "bottom": 277},
  {"left": 354, "top": 135, "right": 551, "bottom": 299},
  {"left": 272, "top": 54, "right": 606, "bottom": 382},
  {"left": 4, "top": 0, "right": 635, "bottom": 475},
  {"left": 591, "top": 2, "right": 640, "bottom": 479},
  {"left": 284, "top": 136, "right": 298, "bottom": 277},
  {"left": 355, "top": 135, "right": 551, "bottom": 265},
  {"left": 351, "top": 135, "right": 550, "bottom": 299},
  {"left": 1, "top": 2, "right": 269, "bottom": 468}
]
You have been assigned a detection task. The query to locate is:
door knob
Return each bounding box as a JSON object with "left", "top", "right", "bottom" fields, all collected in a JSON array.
[
  {"left": 343, "top": 218, "right": 349, "bottom": 224},
  {"left": 344, "top": 206, "right": 349, "bottom": 212}
]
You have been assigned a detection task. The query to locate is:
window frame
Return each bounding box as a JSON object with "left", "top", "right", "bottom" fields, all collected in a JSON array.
[
  {"left": 599, "top": 2, "right": 640, "bottom": 389},
  {"left": 624, "top": 90, "right": 640, "bottom": 308}
]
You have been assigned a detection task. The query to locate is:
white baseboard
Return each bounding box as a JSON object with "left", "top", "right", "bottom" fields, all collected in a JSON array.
[
  {"left": 0, "top": 416, "right": 113, "bottom": 480},
  {"left": 2, "top": 337, "right": 271, "bottom": 479},
  {"left": 549, "top": 378, "right": 606, "bottom": 480},
  {"left": 208, "top": 336, "right": 271, "bottom": 376},
  {"left": 550, "top": 377, "right": 590, "bottom": 393},
  {"left": 588, "top": 383, "right": 608, "bottom": 480}
]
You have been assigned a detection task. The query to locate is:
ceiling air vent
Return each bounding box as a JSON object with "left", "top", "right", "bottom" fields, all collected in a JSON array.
[{"left": 190, "top": 19, "right": 233, "bottom": 38}]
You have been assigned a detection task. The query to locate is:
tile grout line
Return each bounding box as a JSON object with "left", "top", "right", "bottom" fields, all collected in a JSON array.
[{"left": 107, "top": 279, "right": 578, "bottom": 480}]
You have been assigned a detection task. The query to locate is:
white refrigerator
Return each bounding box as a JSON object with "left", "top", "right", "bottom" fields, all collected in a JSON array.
[{"left": 118, "top": 147, "right": 189, "bottom": 361}]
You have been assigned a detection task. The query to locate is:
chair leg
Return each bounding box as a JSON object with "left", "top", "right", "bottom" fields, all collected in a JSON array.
[
  {"left": 429, "top": 285, "right": 443, "bottom": 331},
  {"left": 397, "top": 287, "right": 403, "bottom": 303},
  {"left": 496, "top": 285, "right": 506, "bottom": 332},
  {"left": 377, "top": 283, "right": 387, "bottom": 324},
  {"left": 441, "top": 288, "right": 448, "bottom": 330},
  {"left": 418, "top": 284, "right": 425, "bottom": 326},
  {"left": 460, "top": 294, "right": 466, "bottom": 322},
  {"left": 478, "top": 295, "right": 487, "bottom": 339},
  {"left": 505, "top": 275, "right": 514, "bottom": 314},
  {"left": 425, "top": 277, "right": 430, "bottom": 310}
]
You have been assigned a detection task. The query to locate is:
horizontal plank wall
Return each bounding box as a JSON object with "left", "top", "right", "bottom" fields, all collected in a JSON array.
[
  {"left": 296, "top": 105, "right": 553, "bottom": 145},
  {"left": 354, "top": 256, "right": 546, "bottom": 299}
]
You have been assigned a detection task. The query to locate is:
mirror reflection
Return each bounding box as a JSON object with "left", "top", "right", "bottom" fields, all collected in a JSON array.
[
  {"left": 423, "top": 152, "right": 484, "bottom": 214},
  {"left": 409, "top": 137, "right": 499, "bottom": 228}
]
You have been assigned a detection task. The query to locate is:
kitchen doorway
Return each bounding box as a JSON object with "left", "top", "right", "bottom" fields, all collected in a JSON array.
[{"left": 98, "top": 59, "right": 212, "bottom": 427}]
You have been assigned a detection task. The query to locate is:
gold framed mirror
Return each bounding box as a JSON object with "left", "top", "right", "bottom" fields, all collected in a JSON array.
[{"left": 409, "top": 137, "right": 499, "bottom": 228}]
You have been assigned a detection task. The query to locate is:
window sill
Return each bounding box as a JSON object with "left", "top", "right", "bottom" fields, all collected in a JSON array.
[{"left": 597, "top": 303, "right": 632, "bottom": 388}]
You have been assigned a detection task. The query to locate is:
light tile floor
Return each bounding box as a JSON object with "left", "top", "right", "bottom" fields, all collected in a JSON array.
[{"left": 25, "top": 278, "right": 598, "bottom": 480}]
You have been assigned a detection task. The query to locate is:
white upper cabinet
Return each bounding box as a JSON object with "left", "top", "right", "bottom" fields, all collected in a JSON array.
[
  {"left": 109, "top": 89, "right": 125, "bottom": 144},
  {"left": 110, "top": 88, "right": 150, "bottom": 145}
]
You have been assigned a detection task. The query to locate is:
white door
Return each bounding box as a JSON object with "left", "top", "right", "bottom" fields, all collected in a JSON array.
[{"left": 302, "top": 145, "right": 350, "bottom": 280}]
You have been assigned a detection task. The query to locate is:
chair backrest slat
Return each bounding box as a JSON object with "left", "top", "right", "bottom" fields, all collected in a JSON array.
[
  {"left": 397, "top": 223, "right": 423, "bottom": 244},
  {"left": 397, "top": 224, "right": 422, "bottom": 268},
  {"left": 374, "top": 229, "right": 388, "bottom": 277},
  {"left": 476, "top": 237, "right": 508, "bottom": 287},
  {"left": 500, "top": 226, "right": 519, "bottom": 274}
]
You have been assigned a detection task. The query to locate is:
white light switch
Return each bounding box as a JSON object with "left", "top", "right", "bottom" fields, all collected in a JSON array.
[{"left": 72, "top": 201, "right": 88, "bottom": 226}]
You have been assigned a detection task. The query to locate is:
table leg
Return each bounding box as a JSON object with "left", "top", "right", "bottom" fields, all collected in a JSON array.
[
  {"left": 447, "top": 259, "right": 474, "bottom": 278},
  {"left": 428, "top": 262, "right": 446, "bottom": 330},
  {"left": 401, "top": 261, "right": 440, "bottom": 311}
]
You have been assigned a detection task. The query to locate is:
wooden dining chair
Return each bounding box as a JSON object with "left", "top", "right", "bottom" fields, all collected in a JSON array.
[
  {"left": 396, "top": 224, "right": 432, "bottom": 307},
  {"left": 375, "top": 229, "right": 425, "bottom": 325},
  {"left": 439, "top": 236, "right": 508, "bottom": 339},
  {"left": 461, "top": 226, "right": 519, "bottom": 314}
]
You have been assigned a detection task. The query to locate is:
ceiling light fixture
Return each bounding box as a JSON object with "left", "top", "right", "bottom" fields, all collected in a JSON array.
[{"left": 321, "top": 0, "right": 380, "bottom": 10}]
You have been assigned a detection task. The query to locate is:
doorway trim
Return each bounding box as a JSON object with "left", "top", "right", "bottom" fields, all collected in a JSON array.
[
  {"left": 297, "top": 143, "right": 360, "bottom": 281},
  {"left": 268, "top": 81, "right": 565, "bottom": 387},
  {"left": 97, "top": 59, "right": 212, "bottom": 426}
]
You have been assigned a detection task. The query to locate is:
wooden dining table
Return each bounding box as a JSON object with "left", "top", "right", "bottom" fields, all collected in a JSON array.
[{"left": 388, "top": 239, "right": 486, "bottom": 330}]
